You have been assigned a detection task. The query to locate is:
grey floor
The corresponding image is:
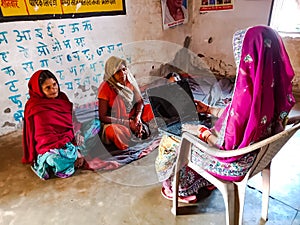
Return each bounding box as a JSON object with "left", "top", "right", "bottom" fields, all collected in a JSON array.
[{"left": 1, "top": 117, "right": 300, "bottom": 225}]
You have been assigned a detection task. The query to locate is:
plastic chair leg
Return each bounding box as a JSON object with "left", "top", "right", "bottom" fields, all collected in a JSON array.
[{"left": 261, "top": 164, "right": 271, "bottom": 221}]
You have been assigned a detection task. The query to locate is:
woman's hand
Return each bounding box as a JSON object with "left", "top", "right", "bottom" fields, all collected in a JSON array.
[
  {"left": 194, "top": 100, "right": 210, "bottom": 114},
  {"left": 182, "top": 123, "right": 203, "bottom": 136},
  {"left": 129, "top": 118, "right": 144, "bottom": 138},
  {"left": 75, "top": 133, "right": 85, "bottom": 146},
  {"left": 182, "top": 124, "right": 211, "bottom": 140}
]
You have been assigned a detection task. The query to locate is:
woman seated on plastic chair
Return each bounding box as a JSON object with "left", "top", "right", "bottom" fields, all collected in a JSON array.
[{"left": 155, "top": 25, "right": 296, "bottom": 203}]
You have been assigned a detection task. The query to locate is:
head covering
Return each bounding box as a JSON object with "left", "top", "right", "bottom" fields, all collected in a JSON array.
[
  {"left": 22, "top": 70, "right": 75, "bottom": 164},
  {"left": 27, "top": 69, "right": 61, "bottom": 99},
  {"left": 104, "top": 56, "right": 141, "bottom": 111},
  {"left": 213, "top": 25, "right": 295, "bottom": 159}
]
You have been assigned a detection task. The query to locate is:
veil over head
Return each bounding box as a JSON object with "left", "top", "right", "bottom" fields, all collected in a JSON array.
[{"left": 213, "top": 25, "right": 295, "bottom": 159}]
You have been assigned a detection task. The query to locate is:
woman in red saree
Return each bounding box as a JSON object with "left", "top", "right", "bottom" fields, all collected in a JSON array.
[
  {"left": 22, "top": 70, "right": 84, "bottom": 180},
  {"left": 98, "top": 56, "right": 154, "bottom": 150}
]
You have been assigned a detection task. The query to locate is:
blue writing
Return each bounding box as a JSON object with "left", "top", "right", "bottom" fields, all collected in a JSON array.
[
  {"left": 1, "top": 66, "right": 15, "bottom": 76},
  {"left": 17, "top": 45, "right": 29, "bottom": 58},
  {"left": 66, "top": 51, "right": 80, "bottom": 62},
  {"left": 9, "top": 94, "right": 22, "bottom": 108},
  {"left": 37, "top": 42, "right": 50, "bottom": 56},
  {"left": 52, "top": 54, "right": 63, "bottom": 65},
  {"left": 40, "top": 59, "right": 49, "bottom": 67},
  {"left": 99, "top": 60, "right": 105, "bottom": 69},
  {"left": 69, "top": 23, "right": 80, "bottom": 33},
  {"left": 0, "top": 31, "right": 8, "bottom": 45},
  {"left": 69, "top": 66, "right": 78, "bottom": 76},
  {"left": 56, "top": 70, "right": 64, "bottom": 80},
  {"left": 82, "top": 49, "right": 93, "bottom": 61},
  {"left": 14, "top": 109, "right": 24, "bottom": 122},
  {"left": 0, "top": 51, "right": 9, "bottom": 62},
  {"left": 74, "top": 37, "right": 85, "bottom": 47},
  {"left": 83, "top": 76, "right": 90, "bottom": 85},
  {"left": 116, "top": 42, "right": 123, "bottom": 50},
  {"left": 63, "top": 39, "right": 71, "bottom": 49},
  {"left": 35, "top": 28, "right": 43, "bottom": 39},
  {"left": 47, "top": 22, "right": 54, "bottom": 37},
  {"left": 65, "top": 81, "right": 73, "bottom": 89},
  {"left": 14, "top": 30, "right": 31, "bottom": 42},
  {"left": 107, "top": 44, "right": 115, "bottom": 53},
  {"left": 5, "top": 79, "right": 18, "bottom": 92},
  {"left": 93, "top": 73, "right": 102, "bottom": 83},
  {"left": 82, "top": 20, "right": 93, "bottom": 31},
  {"left": 79, "top": 64, "right": 85, "bottom": 73},
  {"left": 58, "top": 24, "right": 66, "bottom": 35},
  {"left": 96, "top": 46, "right": 105, "bottom": 56},
  {"left": 52, "top": 38, "right": 62, "bottom": 52},
  {"left": 74, "top": 78, "right": 80, "bottom": 85},
  {"left": 90, "top": 62, "right": 96, "bottom": 72},
  {"left": 22, "top": 61, "right": 34, "bottom": 72}
]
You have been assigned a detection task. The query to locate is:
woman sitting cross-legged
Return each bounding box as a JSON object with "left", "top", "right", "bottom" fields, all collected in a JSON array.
[
  {"left": 22, "top": 70, "right": 85, "bottom": 180},
  {"left": 155, "top": 25, "right": 296, "bottom": 203},
  {"left": 97, "top": 56, "right": 154, "bottom": 150}
]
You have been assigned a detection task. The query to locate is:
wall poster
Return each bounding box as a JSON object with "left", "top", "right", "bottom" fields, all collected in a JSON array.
[
  {"left": 161, "top": 0, "right": 188, "bottom": 30},
  {"left": 0, "top": 0, "right": 126, "bottom": 22},
  {"left": 200, "top": 0, "right": 233, "bottom": 12}
]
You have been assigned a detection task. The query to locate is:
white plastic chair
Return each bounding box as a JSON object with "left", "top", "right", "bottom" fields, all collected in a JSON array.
[{"left": 172, "top": 116, "right": 300, "bottom": 225}]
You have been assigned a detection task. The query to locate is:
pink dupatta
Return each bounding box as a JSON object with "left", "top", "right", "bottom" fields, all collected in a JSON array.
[{"left": 213, "top": 25, "right": 295, "bottom": 162}]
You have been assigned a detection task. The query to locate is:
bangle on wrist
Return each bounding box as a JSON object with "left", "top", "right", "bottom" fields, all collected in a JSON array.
[
  {"left": 204, "top": 133, "right": 212, "bottom": 143},
  {"left": 198, "top": 127, "right": 209, "bottom": 141}
]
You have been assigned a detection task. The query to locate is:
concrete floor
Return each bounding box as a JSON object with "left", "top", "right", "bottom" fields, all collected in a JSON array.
[{"left": 1, "top": 123, "right": 300, "bottom": 225}]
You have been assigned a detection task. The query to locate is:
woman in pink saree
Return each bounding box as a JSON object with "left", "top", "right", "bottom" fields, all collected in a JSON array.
[{"left": 156, "top": 25, "right": 296, "bottom": 203}]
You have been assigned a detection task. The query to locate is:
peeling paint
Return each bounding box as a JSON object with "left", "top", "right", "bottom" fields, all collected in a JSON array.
[
  {"left": 4, "top": 108, "right": 11, "bottom": 113},
  {"left": 2, "top": 122, "right": 16, "bottom": 128}
]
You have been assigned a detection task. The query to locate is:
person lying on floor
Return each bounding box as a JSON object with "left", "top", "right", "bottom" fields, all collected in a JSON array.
[
  {"left": 155, "top": 25, "right": 296, "bottom": 203},
  {"left": 22, "top": 70, "right": 86, "bottom": 180},
  {"left": 97, "top": 56, "right": 154, "bottom": 150}
]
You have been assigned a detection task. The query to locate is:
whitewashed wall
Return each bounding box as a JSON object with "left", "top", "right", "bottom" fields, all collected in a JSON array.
[
  {"left": 191, "top": 0, "right": 273, "bottom": 71},
  {"left": 0, "top": 0, "right": 272, "bottom": 136}
]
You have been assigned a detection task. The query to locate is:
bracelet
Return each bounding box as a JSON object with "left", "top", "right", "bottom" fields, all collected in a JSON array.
[
  {"left": 118, "top": 118, "right": 124, "bottom": 124},
  {"left": 198, "top": 126, "right": 209, "bottom": 141},
  {"left": 204, "top": 133, "right": 212, "bottom": 143}
]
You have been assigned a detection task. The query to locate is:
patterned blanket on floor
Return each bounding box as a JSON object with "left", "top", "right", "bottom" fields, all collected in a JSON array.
[{"left": 74, "top": 103, "right": 161, "bottom": 171}]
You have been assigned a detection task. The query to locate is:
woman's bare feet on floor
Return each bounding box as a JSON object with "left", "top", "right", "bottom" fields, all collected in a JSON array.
[{"left": 74, "top": 151, "right": 85, "bottom": 168}]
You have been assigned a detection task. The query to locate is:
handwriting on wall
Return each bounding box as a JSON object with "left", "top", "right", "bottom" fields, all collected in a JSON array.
[{"left": 0, "top": 19, "right": 129, "bottom": 126}]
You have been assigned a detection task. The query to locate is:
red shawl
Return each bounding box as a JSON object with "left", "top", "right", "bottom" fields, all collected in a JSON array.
[{"left": 22, "top": 70, "right": 75, "bottom": 164}]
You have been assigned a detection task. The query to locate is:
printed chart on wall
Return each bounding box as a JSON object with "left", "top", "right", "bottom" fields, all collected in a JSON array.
[
  {"left": 200, "top": 0, "right": 233, "bottom": 12},
  {"left": 0, "top": 0, "right": 126, "bottom": 22},
  {"left": 161, "top": 0, "right": 188, "bottom": 30}
]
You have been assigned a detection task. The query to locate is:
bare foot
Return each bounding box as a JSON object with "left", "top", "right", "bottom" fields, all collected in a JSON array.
[
  {"left": 75, "top": 157, "right": 85, "bottom": 168},
  {"left": 74, "top": 150, "right": 85, "bottom": 168}
]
